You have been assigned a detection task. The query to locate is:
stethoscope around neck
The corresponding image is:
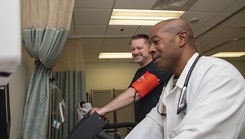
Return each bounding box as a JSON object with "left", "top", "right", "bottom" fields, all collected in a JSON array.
[{"left": 157, "top": 54, "right": 202, "bottom": 116}]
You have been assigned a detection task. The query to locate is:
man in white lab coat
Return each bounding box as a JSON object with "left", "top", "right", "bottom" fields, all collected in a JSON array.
[{"left": 125, "top": 19, "right": 245, "bottom": 139}]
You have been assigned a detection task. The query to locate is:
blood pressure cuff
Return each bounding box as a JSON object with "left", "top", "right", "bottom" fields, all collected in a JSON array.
[{"left": 131, "top": 71, "right": 160, "bottom": 97}]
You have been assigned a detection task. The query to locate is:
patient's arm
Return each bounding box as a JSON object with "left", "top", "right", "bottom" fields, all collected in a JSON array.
[{"left": 90, "top": 87, "right": 141, "bottom": 116}]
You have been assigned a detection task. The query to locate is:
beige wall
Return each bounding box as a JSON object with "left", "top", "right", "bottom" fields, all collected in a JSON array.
[
  {"left": 9, "top": 48, "right": 34, "bottom": 139},
  {"left": 85, "top": 62, "right": 139, "bottom": 93},
  {"left": 84, "top": 62, "right": 140, "bottom": 136},
  {"left": 84, "top": 60, "right": 245, "bottom": 94}
]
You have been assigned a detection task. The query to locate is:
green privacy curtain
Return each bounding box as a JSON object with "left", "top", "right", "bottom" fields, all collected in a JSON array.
[
  {"left": 21, "top": 0, "right": 75, "bottom": 139},
  {"left": 51, "top": 39, "right": 86, "bottom": 138}
]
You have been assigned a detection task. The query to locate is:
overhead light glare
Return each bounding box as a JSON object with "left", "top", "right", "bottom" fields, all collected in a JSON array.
[
  {"left": 109, "top": 9, "right": 185, "bottom": 26},
  {"left": 110, "top": 20, "right": 162, "bottom": 26},
  {"left": 211, "top": 52, "right": 245, "bottom": 57},
  {"left": 99, "top": 53, "right": 132, "bottom": 59}
]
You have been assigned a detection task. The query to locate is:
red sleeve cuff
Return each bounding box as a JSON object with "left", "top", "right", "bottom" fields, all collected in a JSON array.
[{"left": 131, "top": 71, "right": 160, "bottom": 97}]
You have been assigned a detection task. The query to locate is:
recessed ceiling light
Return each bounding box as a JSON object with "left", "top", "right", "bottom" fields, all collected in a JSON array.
[
  {"left": 99, "top": 53, "right": 132, "bottom": 59},
  {"left": 211, "top": 52, "right": 245, "bottom": 57},
  {"left": 109, "top": 9, "right": 185, "bottom": 26}
]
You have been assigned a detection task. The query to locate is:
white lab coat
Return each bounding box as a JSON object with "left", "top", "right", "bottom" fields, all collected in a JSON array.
[{"left": 126, "top": 53, "right": 245, "bottom": 139}]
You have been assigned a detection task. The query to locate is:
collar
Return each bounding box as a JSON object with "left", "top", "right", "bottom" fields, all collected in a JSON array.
[{"left": 175, "top": 52, "right": 199, "bottom": 88}]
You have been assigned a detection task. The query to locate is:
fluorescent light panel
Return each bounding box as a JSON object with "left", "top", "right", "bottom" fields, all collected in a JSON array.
[
  {"left": 212, "top": 52, "right": 245, "bottom": 57},
  {"left": 99, "top": 53, "right": 132, "bottom": 59},
  {"left": 109, "top": 9, "right": 185, "bottom": 25}
]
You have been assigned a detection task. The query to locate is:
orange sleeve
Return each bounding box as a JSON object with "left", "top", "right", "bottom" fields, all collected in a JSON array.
[{"left": 131, "top": 71, "right": 160, "bottom": 97}]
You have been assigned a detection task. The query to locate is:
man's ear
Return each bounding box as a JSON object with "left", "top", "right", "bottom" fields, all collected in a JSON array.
[{"left": 178, "top": 31, "right": 188, "bottom": 47}]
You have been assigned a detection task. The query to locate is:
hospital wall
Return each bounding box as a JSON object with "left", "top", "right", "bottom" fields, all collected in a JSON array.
[
  {"left": 9, "top": 48, "right": 34, "bottom": 139},
  {"left": 84, "top": 62, "right": 139, "bottom": 93},
  {"left": 84, "top": 60, "right": 245, "bottom": 93}
]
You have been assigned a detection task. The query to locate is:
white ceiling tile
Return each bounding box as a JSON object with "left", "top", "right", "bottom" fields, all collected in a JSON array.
[
  {"left": 181, "top": 11, "right": 218, "bottom": 29},
  {"left": 215, "top": 39, "right": 245, "bottom": 52},
  {"left": 223, "top": 0, "right": 245, "bottom": 12},
  {"left": 217, "top": 13, "right": 245, "bottom": 28},
  {"left": 101, "top": 45, "right": 131, "bottom": 52},
  {"left": 136, "top": 26, "right": 154, "bottom": 35},
  {"left": 193, "top": 13, "right": 231, "bottom": 37},
  {"left": 101, "top": 37, "right": 131, "bottom": 52},
  {"left": 152, "top": 0, "right": 199, "bottom": 11},
  {"left": 97, "top": 59, "right": 134, "bottom": 63},
  {"left": 82, "top": 38, "right": 104, "bottom": 48},
  {"left": 230, "top": 14, "right": 245, "bottom": 28},
  {"left": 114, "top": 0, "right": 157, "bottom": 9},
  {"left": 198, "top": 38, "right": 227, "bottom": 53},
  {"left": 193, "top": 27, "right": 210, "bottom": 37},
  {"left": 201, "top": 38, "right": 245, "bottom": 56},
  {"left": 214, "top": 28, "right": 244, "bottom": 41},
  {"left": 106, "top": 26, "right": 139, "bottom": 36},
  {"left": 189, "top": 0, "right": 237, "bottom": 12},
  {"left": 235, "top": 32, "right": 245, "bottom": 39},
  {"left": 240, "top": 8, "right": 245, "bottom": 14},
  {"left": 198, "top": 27, "right": 245, "bottom": 53},
  {"left": 196, "top": 27, "right": 224, "bottom": 43},
  {"left": 74, "top": 9, "right": 111, "bottom": 25},
  {"left": 76, "top": 25, "right": 107, "bottom": 36},
  {"left": 203, "top": 13, "right": 232, "bottom": 27},
  {"left": 232, "top": 29, "right": 245, "bottom": 39},
  {"left": 74, "top": 0, "right": 114, "bottom": 9}
]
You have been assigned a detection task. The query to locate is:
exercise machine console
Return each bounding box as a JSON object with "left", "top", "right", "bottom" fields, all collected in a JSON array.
[{"left": 67, "top": 111, "right": 107, "bottom": 139}]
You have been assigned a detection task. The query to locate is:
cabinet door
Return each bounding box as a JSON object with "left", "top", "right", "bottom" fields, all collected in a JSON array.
[
  {"left": 114, "top": 89, "right": 134, "bottom": 136},
  {"left": 91, "top": 89, "right": 115, "bottom": 123}
]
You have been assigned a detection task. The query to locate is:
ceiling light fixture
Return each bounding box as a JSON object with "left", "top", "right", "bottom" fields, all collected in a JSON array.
[
  {"left": 211, "top": 52, "right": 245, "bottom": 57},
  {"left": 109, "top": 9, "right": 185, "bottom": 26},
  {"left": 99, "top": 52, "right": 132, "bottom": 59}
]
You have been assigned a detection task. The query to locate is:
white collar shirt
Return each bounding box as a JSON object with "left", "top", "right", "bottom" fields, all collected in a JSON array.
[
  {"left": 164, "top": 52, "right": 245, "bottom": 139},
  {"left": 126, "top": 52, "right": 245, "bottom": 139}
]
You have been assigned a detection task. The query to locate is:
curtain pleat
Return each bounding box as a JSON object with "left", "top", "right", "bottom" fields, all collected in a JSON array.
[
  {"left": 21, "top": 29, "right": 69, "bottom": 139},
  {"left": 22, "top": 29, "right": 69, "bottom": 67},
  {"left": 22, "top": 61, "right": 50, "bottom": 138},
  {"left": 21, "top": 0, "right": 75, "bottom": 138},
  {"left": 50, "top": 38, "right": 86, "bottom": 139},
  {"left": 51, "top": 70, "right": 86, "bottom": 139}
]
